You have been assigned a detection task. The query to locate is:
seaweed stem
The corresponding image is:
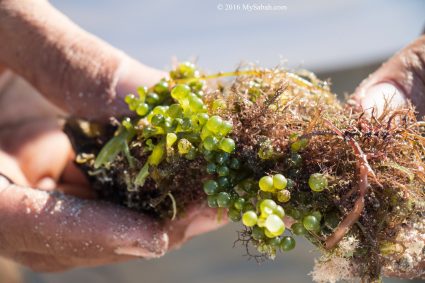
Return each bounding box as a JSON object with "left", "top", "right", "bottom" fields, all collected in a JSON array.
[{"left": 322, "top": 118, "right": 382, "bottom": 249}]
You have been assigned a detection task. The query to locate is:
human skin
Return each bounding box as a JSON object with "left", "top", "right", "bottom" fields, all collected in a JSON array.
[
  {"left": 0, "top": 0, "right": 225, "bottom": 272},
  {"left": 352, "top": 34, "right": 425, "bottom": 118}
]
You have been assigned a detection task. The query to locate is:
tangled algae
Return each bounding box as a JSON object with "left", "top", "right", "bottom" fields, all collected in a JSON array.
[{"left": 65, "top": 63, "right": 425, "bottom": 282}]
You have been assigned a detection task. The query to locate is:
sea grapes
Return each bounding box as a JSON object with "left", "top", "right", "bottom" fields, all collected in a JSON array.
[
  {"left": 73, "top": 59, "right": 425, "bottom": 281},
  {"left": 96, "top": 62, "right": 329, "bottom": 259}
]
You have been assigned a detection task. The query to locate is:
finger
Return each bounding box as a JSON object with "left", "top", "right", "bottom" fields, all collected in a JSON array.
[
  {"left": 0, "top": 0, "right": 165, "bottom": 121},
  {"left": 352, "top": 35, "right": 425, "bottom": 116},
  {"left": 0, "top": 175, "right": 169, "bottom": 269},
  {"left": 166, "top": 203, "right": 227, "bottom": 250},
  {"left": 0, "top": 151, "right": 29, "bottom": 186},
  {"left": 14, "top": 125, "right": 71, "bottom": 188}
]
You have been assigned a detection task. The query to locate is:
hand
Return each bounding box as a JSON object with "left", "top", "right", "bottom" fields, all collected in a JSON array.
[
  {"left": 352, "top": 34, "right": 425, "bottom": 116},
  {"left": 0, "top": 0, "right": 225, "bottom": 272}
]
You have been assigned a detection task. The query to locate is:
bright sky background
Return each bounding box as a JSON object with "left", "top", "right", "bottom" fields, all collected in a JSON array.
[{"left": 51, "top": 0, "right": 424, "bottom": 72}]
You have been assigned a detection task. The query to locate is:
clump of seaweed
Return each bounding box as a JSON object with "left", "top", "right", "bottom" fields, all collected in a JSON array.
[{"left": 65, "top": 63, "right": 425, "bottom": 282}]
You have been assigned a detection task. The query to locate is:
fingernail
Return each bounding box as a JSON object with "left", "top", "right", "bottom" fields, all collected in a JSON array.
[
  {"left": 0, "top": 174, "right": 12, "bottom": 190},
  {"left": 114, "top": 245, "right": 166, "bottom": 259},
  {"left": 114, "top": 247, "right": 151, "bottom": 257},
  {"left": 360, "top": 82, "right": 407, "bottom": 115},
  {"left": 114, "top": 233, "right": 169, "bottom": 258}
]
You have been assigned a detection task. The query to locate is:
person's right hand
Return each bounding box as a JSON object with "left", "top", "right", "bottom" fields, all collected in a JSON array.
[
  {"left": 352, "top": 34, "right": 425, "bottom": 116},
  {"left": 0, "top": 0, "right": 225, "bottom": 272}
]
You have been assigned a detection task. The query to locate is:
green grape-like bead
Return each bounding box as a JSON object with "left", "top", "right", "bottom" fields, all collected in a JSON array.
[
  {"left": 291, "top": 138, "right": 309, "bottom": 152},
  {"left": 215, "top": 152, "right": 229, "bottom": 165},
  {"left": 176, "top": 62, "right": 196, "bottom": 78},
  {"left": 219, "top": 121, "right": 233, "bottom": 136},
  {"left": 152, "top": 105, "right": 168, "bottom": 115},
  {"left": 286, "top": 178, "right": 295, "bottom": 189},
  {"left": 303, "top": 215, "right": 320, "bottom": 231},
  {"left": 153, "top": 81, "right": 169, "bottom": 95},
  {"left": 311, "top": 211, "right": 323, "bottom": 222},
  {"left": 200, "top": 126, "right": 213, "bottom": 140},
  {"left": 259, "top": 176, "right": 274, "bottom": 192},
  {"left": 274, "top": 205, "right": 285, "bottom": 218},
  {"left": 146, "top": 92, "right": 160, "bottom": 104},
  {"left": 151, "top": 114, "right": 164, "bottom": 126},
  {"left": 181, "top": 117, "right": 193, "bottom": 131},
  {"left": 207, "top": 195, "right": 218, "bottom": 208},
  {"left": 257, "top": 215, "right": 267, "bottom": 228},
  {"left": 129, "top": 100, "right": 141, "bottom": 111},
  {"left": 136, "top": 103, "right": 149, "bottom": 116},
  {"left": 203, "top": 136, "right": 218, "bottom": 151},
  {"left": 234, "top": 197, "right": 246, "bottom": 210},
  {"left": 125, "top": 93, "right": 136, "bottom": 105},
  {"left": 268, "top": 237, "right": 282, "bottom": 247},
  {"left": 166, "top": 133, "right": 177, "bottom": 148},
  {"left": 188, "top": 79, "right": 203, "bottom": 92},
  {"left": 289, "top": 209, "right": 302, "bottom": 220},
  {"left": 277, "top": 190, "right": 291, "bottom": 203},
  {"left": 291, "top": 222, "right": 307, "bottom": 235},
  {"left": 273, "top": 174, "right": 287, "bottom": 190},
  {"left": 167, "top": 104, "right": 183, "bottom": 118},
  {"left": 188, "top": 93, "right": 204, "bottom": 112},
  {"left": 136, "top": 86, "right": 148, "bottom": 100},
  {"left": 229, "top": 158, "right": 240, "bottom": 169},
  {"left": 171, "top": 84, "right": 191, "bottom": 100},
  {"left": 217, "top": 176, "right": 230, "bottom": 188},
  {"left": 308, "top": 173, "right": 328, "bottom": 192},
  {"left": 264, "top": 228, "right": 276, "bottom": 238},
  {"left": 197, "top": 113, "right": 209, "bottom": 125},
  {"left": 185, "top": 148, "right": 197, "bottom": 160},
  {"left": 242, "top": 211, "right": 258, "bottom": 227},
  {"left": 217, "top": 192, "right": 231, "bottom": 208},
  {"left": 260, "top": 199, "right": 277, "bottom": 215},
  {"left": 263, "top": 230, "right": 276, "bottom": 239},
  {"left": 121, "top": 117, "right": 132, "bottom": 130},
  {"left": 251, "top": 226, "right": 265, "bottom": 240},
  {"left": 280, "top": 236, "right": 296, "bottom": 251},
  {"left": 217, "top": 165, "right": 229, "bottom": 176},
  {"left": 203, "top": 180, "right": 219, "bottom": 195},
  {"left": 206, "top": 163, "right": 217, "bottom": 174},
  {"left": 265, "top": 215, "right": 285, "bottom": 236},
  {"left": 219, "top": 138, "right": 236, "bottom": 153},
  {"left": 206, "top": 116, "right": 223, "bottom": 133},
  {"left": 178, "top": 139, "right": 193, "bottom": 155},
  {"left": 203, "top": 150, "right": 215, "bottom": 162},
  {"left": 228, "top": 208, "right": 241, "bottom": 222}
]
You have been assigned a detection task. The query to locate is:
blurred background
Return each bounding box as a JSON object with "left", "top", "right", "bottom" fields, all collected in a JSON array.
[{"left": 8, "top": 0, "right": 425, "bottom": 282}]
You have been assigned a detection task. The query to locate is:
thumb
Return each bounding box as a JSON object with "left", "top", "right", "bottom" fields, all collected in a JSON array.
[
  {"left": 0, "top": 0, "right": 165, "bottom": 121},
  {"left": 352, "top": 34, "right": 425, "bottom": 117},
  {"left": 0, "top": 174, "right": 169, "bottom": 271}
]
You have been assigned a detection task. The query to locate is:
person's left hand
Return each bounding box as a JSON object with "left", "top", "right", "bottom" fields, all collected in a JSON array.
[{"left": 0, "top": 69, "right": 226, "bottom": 271}]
